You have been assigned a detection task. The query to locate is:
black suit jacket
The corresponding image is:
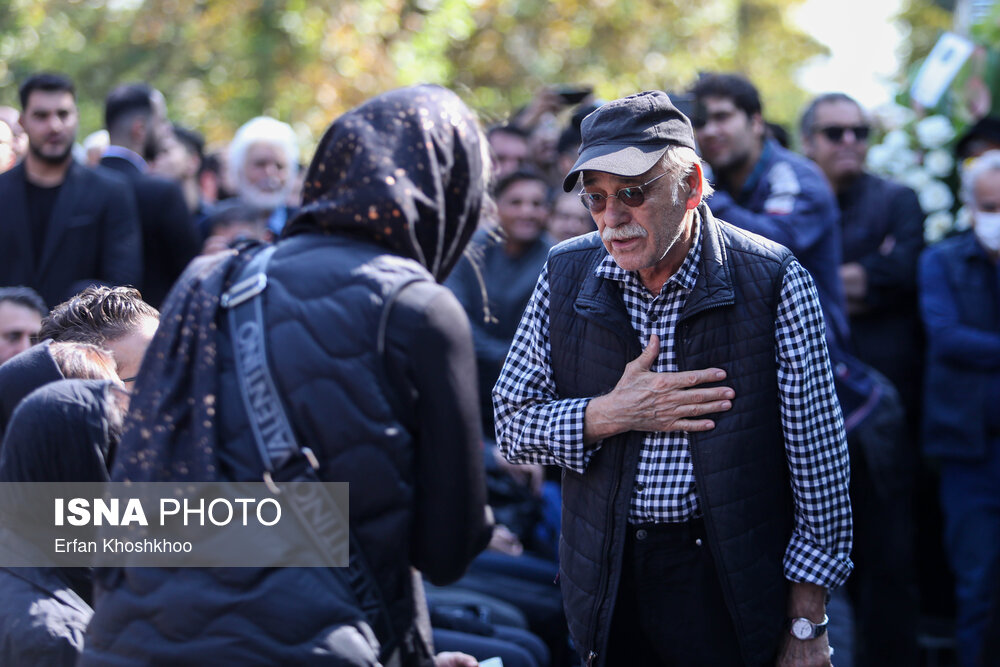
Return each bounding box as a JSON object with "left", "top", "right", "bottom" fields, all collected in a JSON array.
[
  {"left": 0, "top": 161, "right": 142, "bottom": 309},
  {"left": 99, "top": 154, "right": 200, "bottom": 308}
]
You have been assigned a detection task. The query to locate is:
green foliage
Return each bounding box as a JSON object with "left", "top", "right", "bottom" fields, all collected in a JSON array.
[
  {"left": 893, "top": 0, "right": 1000, "bottom": 133},
  {"left": 895, "top": 0, "right": 954, "bottom": 73},
  {"left": 0, "top": 0, "right": 824, "bottom": 156},
  {"left": 969, "top": 2, "right": 1000, "bottom": 118}
]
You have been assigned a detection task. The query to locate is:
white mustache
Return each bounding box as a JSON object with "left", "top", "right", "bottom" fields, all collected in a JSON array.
[{"left": 602, "top": 224, "right": 648, "bottom": 242}]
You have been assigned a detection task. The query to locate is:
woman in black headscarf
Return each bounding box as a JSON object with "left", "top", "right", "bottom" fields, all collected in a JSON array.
[
  {"left": 0, "top": 376, "right": 126, "bottom": 666},
  {"left": 82, "top": 85, "right": 493, "bottom": 666}
]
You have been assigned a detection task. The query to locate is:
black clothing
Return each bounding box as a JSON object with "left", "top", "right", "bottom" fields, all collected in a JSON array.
[
  {"left": 83, "top": 86, "right": 492, "bottom": 666},
  {"left": 0, "top": 161, "right": 142, "bottom": 309},
  {"left": 99, "top": 154, "right": 200, "bottom": 308},
  {"left": 0, "top": 340, "right": 65, "bottom": 441},
  {"left": 25, "top": 180, "right": 60, "bottom": 265},
  {"left": 838, "top": 171, "right": 925, "bottom": 430},
  {"left": 433, "top": 627, "right": 547, "bottom": 667},
  {"left": 451, "top": 560, "right": 567, "bottom": 664},
  {"left": 606, "top": 521, "right": 744, "bottom": 665},
  {"left": 848, "top": 434, "right": 918, "bottom": 667},
  {"left": 210, "top": 234, "right": 490, "bottom": 588},
  {"left": 284, "top": 86, "right": 484, "bottom": 282},
  {"left": 837, "top": 172, "right": 923, "bottom": 667},
  {"left": 0, "top": 379, "right": 117, "bottom": 486},
  {"left": 0, "top": 379, "right": 120, "bottom": 666},
  {"left": 0, "top": 567, "right": 90, "bottom": 667},
  {"left": 85, "top": 245, "right": 489, "bottom": 665},
  {"left": 546, "top": 209, "right": 797, "bottom": 666},
  {"left": 447, "top": 230, "right": 551, "bottom": 436}
]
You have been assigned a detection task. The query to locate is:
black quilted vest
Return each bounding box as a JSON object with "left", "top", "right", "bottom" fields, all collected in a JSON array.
[{"left": 548, "top": 207, "right": 795, "bottom": 666}]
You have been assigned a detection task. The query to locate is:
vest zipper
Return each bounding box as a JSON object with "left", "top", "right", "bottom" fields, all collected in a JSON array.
[{"left": 676, "top": 315, "right": 746, "bottom": 659}]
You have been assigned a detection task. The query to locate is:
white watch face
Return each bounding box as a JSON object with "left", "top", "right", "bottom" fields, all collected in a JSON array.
[{"left": 791, "top": 618, "right": 813, "bottom": 639}]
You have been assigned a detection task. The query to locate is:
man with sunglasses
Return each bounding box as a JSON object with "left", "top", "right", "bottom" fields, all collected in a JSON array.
[
  {"left": 801, "top": 92, "right": 924, "bottom": 667},
  {"left": 688, "top": 77, "right": 884, "bottom": 428},
  {"left": 494, "top": 90, "right": 851, "bottom": 666},
  {"left": 800, "top": 94, "right": 924, "bottom": 421},
  {"left": 689, "top": 73, "right": 848, "bottom": 350}
]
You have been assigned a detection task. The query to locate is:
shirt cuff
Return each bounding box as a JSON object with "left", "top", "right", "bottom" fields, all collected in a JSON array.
[
  {"left": 549, "top": 397, "right": 599, "bottom": 474},
  {"left": 783, "top": 531, "right": 854, "bottom": 589}
]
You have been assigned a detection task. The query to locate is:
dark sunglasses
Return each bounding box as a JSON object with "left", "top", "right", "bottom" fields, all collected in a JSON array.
[
  {"left": 579, "top": 171, "right": 668, "bottom": 213},
  {"left": 816, "top": 125, "right": 870, "bottom": 143}
]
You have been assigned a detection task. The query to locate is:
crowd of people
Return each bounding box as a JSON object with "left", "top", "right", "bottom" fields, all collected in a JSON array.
[{"left": 0, "top": 66, "right": 999, "bottom": 667}]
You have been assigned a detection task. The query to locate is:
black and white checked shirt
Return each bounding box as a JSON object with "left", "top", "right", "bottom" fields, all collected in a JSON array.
[{"left": 494, "top": 220, "right": 853, "bottom": 588}]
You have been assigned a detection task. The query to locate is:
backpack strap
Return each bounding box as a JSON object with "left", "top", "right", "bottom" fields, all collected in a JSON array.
[{"left": 221, "top": 244, "right": 399, "bottom": 659}]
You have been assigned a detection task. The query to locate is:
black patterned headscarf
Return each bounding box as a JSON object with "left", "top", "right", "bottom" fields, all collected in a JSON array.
[
  {"left": 112, "top": 86, "right": 487, "bottom": 482},
  {"left": 283, "top": 84, "right": 488, "bottom": 282}
]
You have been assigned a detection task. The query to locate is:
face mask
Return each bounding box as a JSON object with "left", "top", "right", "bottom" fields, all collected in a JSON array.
[{"left": 974, "top": 211, "right": 1000, "bottom": 252}]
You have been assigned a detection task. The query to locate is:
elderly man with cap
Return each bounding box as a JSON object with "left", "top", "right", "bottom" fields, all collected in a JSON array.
[{"left": 494, "top": 91, "right": 852, "bottom": 667}]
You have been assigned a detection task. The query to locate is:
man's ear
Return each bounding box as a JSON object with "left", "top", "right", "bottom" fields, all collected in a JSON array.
[
  {"left": 801, "top": 133, "right": 817, "bottom": 159},
  {"left": 130, "top": 116, "right": 148, "bottom": 147},
  {"left": 685, "top": 162, "right": 704, "bottom": 210},
  {"left": 750, "top": 112, "right": 766, "bottom": 141}
]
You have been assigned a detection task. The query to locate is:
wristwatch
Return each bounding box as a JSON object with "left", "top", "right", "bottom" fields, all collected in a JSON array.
[{"left": 788, "top": 614, "right": 829, "bottom": 640}]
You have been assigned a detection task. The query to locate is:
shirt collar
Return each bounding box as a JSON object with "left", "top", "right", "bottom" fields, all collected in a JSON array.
[
  {"left": 738, "top": 139, "right": 774, "bottom": 201},
  {"left": 967, "top": 230, "right": 1000, "bottom": 263},
  {"left": 102, "top": 145, "right": 148, "bottom": 173},
  {"left": 594, "top": 210, "right": 703, "bottom": 296}
]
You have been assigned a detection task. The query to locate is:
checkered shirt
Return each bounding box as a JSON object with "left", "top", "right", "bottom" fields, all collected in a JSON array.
[{"left": 493, "top": 220, "right": 854, "bottom": 588}]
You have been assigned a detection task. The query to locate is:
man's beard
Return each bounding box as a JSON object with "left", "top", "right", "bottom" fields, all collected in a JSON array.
[
  {"left": 143, "top": 131, "right": 160, "bottom": 163},
  {"left": 238, "top": 180, "right": 290, "bottom": 211},
  {"left": 713, "top": 150, "right": 751, "bottom": 179},
  {"left": 29, "top": 140, "right": 73, "bottom": 166}
]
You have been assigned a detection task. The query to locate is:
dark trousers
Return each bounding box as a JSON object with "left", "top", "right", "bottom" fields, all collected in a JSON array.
[
  {"left": 455, "top": 555, "right": 569, "bottom": 665},
  {"left": 939, "top": 437, "right": 1000, "bottom": 667},
  {"left": 847, "top": 416, "right": 919, "bottom": 667},
  {"left": 605, "top": 520, "right": 745, "bottom": 666},
  {"left": 434, "top": 627, "right": 549, "bottom": 667}
]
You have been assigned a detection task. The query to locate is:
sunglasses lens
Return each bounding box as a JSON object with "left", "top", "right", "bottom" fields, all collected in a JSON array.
[
  {"left": 580, "top": 193, "right": 605, "bottom": 212},
  {"left": 618, "top": 187, "right": 644, "bottom": 207},
  {"left": 820, "top": 126, "right": 871, "bottom": 143},
  {"left": 822, "top": 127, "right": 845, "bottom": 142}
]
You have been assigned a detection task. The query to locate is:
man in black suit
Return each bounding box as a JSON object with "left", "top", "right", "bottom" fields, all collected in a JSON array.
[
  {"left": 100, "top": 83, "right": 200, "bottom": 308},
  {"left": 0, "top": 73, "right": 142, "bottom": 309}
]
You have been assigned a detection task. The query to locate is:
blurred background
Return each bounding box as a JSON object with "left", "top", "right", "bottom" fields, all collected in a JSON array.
[{"left": 0, "top": 0, "right": 990, "bottom": 159}]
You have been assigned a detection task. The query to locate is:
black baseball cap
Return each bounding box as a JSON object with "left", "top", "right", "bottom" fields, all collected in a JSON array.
[
  {"left": 562, "top": 90, "right": 697, "bottom": 192},
  {"left": 955, "top": 116, "right": 1000, "bottom": 160}
]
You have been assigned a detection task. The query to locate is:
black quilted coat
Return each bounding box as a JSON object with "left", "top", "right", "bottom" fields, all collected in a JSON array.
[{"left": 81, "top": 85, "right": 492, "bottom": 666}]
